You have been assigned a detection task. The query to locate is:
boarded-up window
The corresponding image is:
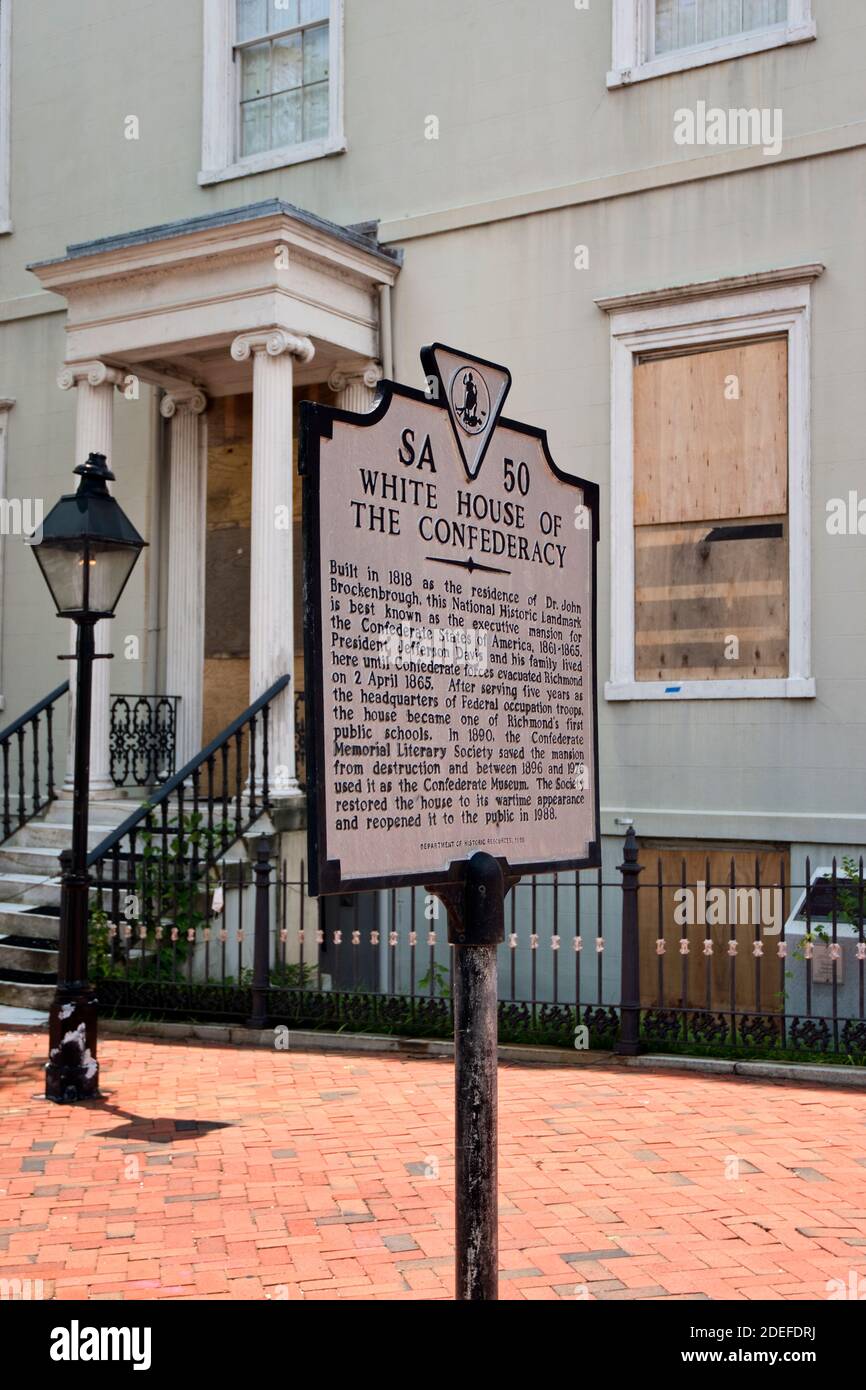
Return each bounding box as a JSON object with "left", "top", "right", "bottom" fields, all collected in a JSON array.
[{"left": 633, "top": 338, "right": 788, "bottom": 681}]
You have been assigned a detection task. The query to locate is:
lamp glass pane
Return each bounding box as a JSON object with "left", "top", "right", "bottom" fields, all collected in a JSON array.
[
  {"left": 33, "top": 543, "right": 86, "bottom": 614},
  {"left": 32, "top": 540, "right": 140, "bottom": 615},
  {"left": 85, "top": 543, "right": 141, "bottom": 615}
]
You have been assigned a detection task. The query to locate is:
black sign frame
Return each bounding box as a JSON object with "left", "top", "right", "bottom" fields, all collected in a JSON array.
[{"left": 299, "top": 363, "right": 601, "bottom": 897}]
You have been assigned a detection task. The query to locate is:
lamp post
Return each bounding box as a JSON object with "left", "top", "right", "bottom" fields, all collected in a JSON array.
[{"left": 27, "top": 452, "right": 146, "bottom": 1103}]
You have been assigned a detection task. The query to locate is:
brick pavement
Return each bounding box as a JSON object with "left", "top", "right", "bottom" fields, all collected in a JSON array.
[{"left": 1, "top": 1030, "right": 865, "bottom": 1301}]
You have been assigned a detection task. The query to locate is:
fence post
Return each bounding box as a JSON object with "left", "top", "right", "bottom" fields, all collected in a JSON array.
[
  {"left": 247, "top": 836, "right": 273, "bottom": 1030},
  {"left": 616, "top": 826, "right": 643, "bottom": 1056}
]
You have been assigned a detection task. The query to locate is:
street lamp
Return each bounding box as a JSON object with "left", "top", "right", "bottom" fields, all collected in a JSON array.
[{"left": 27, "top": 452, "right": 146, "bottom": 1102}]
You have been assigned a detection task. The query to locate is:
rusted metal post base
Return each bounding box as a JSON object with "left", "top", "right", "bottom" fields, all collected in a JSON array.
[
  {"left": 247, "top": 836, "right": 274, "bottom": 1030},
  {"left": 615, "top": 826, "right": 643, "bottom": 1057},
  {"left": 45, "top": 981, "right": 99, "bottom": 1103},
  {"left": 451, "top": 851, "right": 504, "bottom": 1301}
]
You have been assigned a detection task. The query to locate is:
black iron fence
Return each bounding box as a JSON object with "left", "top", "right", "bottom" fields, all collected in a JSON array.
[{"left": 89, "top": 829, "right": 866, "bottom": 1060}]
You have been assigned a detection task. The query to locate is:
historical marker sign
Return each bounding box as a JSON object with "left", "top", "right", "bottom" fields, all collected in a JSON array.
[{"left": 300, "top": 345, "right": 600, "bottom": 895}]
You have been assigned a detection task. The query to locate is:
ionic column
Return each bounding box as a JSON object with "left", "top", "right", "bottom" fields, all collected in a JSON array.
[
  {"left": 230, "top": 329, "right": 315, "bottom": 799},
  {"left": 57, "top": 362, "right": 125, "bottom": 795},
  {"left": 329, "top": 362, "right": 382, "bottom": 414},
  {"left": 161, "top": 388, "right": 208, "bottom": 768}
]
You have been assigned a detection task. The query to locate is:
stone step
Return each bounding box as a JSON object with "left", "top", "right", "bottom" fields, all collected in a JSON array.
[
  {"left": 0, "top": 902, "right": 60, "bottom": 941},
  {"left": 0, "top": 978, "right": 55, "bottom": 1010},
  {"left": 8, "top": 821, "right": 123, "bottom": 851},
  {"left": 0, "top": 844, "right": 65, "bottom": 876},
  {"left": 0, "top": 1004, "right": 49, "bottom": 1028},
  {"left": 39, "top": 797, "right": 145, "bottom": 827},
  {"left": 0, "top": 872, "right": 61, "bottom": 907},
  {"left": 0, "top": 935, "right": 57, "bottom": 974}
]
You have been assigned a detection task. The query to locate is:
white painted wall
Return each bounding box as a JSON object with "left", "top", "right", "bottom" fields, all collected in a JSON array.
[{"left": 0, "top": 0, "right": 863, "bottom": 852}]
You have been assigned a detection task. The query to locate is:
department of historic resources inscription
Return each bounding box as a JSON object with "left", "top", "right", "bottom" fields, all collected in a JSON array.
[{"left": 301, "top": 345, "right": 599, "bottom": 894}]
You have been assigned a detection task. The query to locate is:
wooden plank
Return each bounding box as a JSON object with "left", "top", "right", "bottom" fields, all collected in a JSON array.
[
  {"left": 633, "top": 518, "right": 788, "bottom": 680},
  {"left": 637, "top": 842, "right": 791, "bottom": 1019},
  {"left": 634, "top": 338, "right": 788, "bottom": 526}
]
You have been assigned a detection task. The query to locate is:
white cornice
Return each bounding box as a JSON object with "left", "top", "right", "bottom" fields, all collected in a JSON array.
[
  {"left": 29, "top": 208, "right": 400, "bottom": 299},
  {"left": 596, "top": 263, "right": 825, "bottom": 314}
]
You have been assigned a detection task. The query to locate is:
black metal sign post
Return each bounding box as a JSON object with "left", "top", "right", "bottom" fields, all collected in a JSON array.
[
  {"left": 299, "top": 344, "right": 601, "bottom": 1305},
  {"left": 452, "top": 852, "right": 504, "bottom": 1300}
]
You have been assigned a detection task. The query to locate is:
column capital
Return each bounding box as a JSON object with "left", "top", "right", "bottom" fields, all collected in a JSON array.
[
  {"left": 57, "top": 360, "right": 126, "bottom": 392},
  {"left": 160, "top": 386, "right": 208, "bottom": 419},
  {"left": 328, "top": 361, "right": 383, "bottom": 394},
  {"left": 230, "top": 329, "right": 315, "bottom": 365}
]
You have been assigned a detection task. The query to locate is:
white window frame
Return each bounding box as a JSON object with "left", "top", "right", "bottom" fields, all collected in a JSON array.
[
  {"left": 601, "top": 271, "right": 821, "bottom": 702},
  {"left": 199, "top": 0, "right": 345, "bottom": 187},
  {"left": 0, "top": 0, "right": 11, "bottom": 234},
  {"left": 608, "top": 0, "right": 816, "bottom": 88}
]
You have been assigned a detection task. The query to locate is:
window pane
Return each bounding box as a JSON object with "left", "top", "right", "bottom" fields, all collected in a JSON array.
[
  {"left": 655, "top": 0, "right": 788, "bottom": 55},
  {"left": 240, "top": 96, "right": 271, "bottom": 155},
  {"left": 744, "top": 0, "right": 787, "bottom": 26},
  {"left": 300, "top": 0, "right": 330, "bottom": 22},
  {"left": 303, "top": 81, "right": 329, "bottom": 140},
  {"left": 269, "top": 0, "right": 299, "bottom": 30},
  {"left": 273, "top": 33, "right": 303, "bottom": 92},
  {"left": 272, "top": 87, "right": 303, "bottom": 147},
  {"left": 241, "top": 42, "right": 270, "bottom": 100},
  {"left": 655, "top": 0, "right": 676, "bottom": 52},
  {"left": 237, "top": 0, "right": 267, "bottom": 43},
  {"left": 303, "top": 22, "right": 329, "bottom": 84},
  {"left": 677, "top": 0, "right": 697, "bottom": 49},
  {"left": 698, "top": 1, "right": 738, "bottom": 44}
]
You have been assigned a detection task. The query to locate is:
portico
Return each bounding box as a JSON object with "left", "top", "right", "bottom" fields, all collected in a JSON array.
[{"left": 29, "top": 200, "right": 400, "bottom": 801}]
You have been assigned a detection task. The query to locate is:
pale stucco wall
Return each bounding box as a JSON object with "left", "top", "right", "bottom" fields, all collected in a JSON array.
[{"left": 0, "top": 0, "right": 863, "bottom": 850}]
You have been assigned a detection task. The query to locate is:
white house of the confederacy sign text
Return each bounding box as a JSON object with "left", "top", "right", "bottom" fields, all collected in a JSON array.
[{"left": 300, "top": 345, "right": 600, "bottom": 894}]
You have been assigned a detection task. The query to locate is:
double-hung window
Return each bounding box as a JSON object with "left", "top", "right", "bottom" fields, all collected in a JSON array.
[
  {"left": 236, "top": 0, "right": 330, "bottom": 159},
  {"left": 609, "top": 0, "right": 816, "bottom": 86},
  {"left": 200, "top": 0, "right": 345, "bottom": 185}
]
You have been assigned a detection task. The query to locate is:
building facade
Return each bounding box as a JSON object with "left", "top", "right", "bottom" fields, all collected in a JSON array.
[{"left": 0, "top": 0, "right": 864, "bottom": 1007}]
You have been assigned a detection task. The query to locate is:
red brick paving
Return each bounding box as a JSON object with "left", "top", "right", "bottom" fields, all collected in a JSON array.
[{"left": 1, "top": 1030, "right": 865, "bottom": 1300}]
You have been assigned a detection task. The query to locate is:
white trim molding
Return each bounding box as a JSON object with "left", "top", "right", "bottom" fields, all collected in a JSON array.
[
  {"left": 0, "top": 0, "right": 12, "bottom": 234},
  {"left": 608, "top": 0, "right": 816, "bottom": 88},
  {"left": 199, "top": 0, "right": 346, "bottom": 186},
  {"left": 599, "top": 264, "right": 824, "bottom": 703}
]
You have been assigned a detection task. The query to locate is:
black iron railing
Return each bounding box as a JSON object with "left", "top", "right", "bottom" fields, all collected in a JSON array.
[
  {"left": 109, "top": 694, "right": 179, "bottom": 788},
  {"left": 0, "top": 681, "right": 68, "bottom": 842},
  {"left": 90, "top": 829, "right": 866, "bottom": 1061},
  {"left": 88, "top": 675, "right": 290, "bottom": 927}
]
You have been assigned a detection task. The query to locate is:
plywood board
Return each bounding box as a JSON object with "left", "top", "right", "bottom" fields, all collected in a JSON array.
[
  {"left": 634, "top": 517, "right": 788, "bottom": 680},
  {"left": 634, "top": 338, "right": 788, "bottom": 526},
  {"left": 637, "top": 842, "right": 791, "bottom": 1018}
]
